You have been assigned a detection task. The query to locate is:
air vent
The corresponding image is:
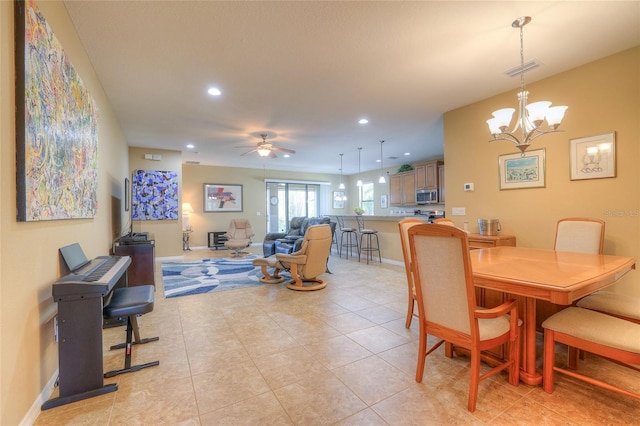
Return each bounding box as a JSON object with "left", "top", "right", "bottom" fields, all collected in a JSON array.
[
  {"left": 505, "top": 60, "right": 540, "bottom": 78},
  {"left": 185, "top": 161, "right": 200, "bottom": 165}
]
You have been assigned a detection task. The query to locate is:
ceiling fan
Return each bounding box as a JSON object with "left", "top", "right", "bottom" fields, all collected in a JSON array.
[{"left": 236, "top": 133, "right": 296, "bottom": 158}]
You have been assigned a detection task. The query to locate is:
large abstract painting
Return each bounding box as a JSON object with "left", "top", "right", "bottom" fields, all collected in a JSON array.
[
  {"left": 15, "top": 0, "right": 99, "bottom": 221},
  {"left": 132, "top": 170, "right": 179, "bottom": 220}
]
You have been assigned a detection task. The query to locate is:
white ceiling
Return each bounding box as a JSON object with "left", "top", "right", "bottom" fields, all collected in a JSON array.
[{"left": 63, "top": 1, "right": 640, "bottom": 176}]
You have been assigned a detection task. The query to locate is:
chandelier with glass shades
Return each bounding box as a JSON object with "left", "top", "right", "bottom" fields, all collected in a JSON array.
[{"left": 486, "top": 16, "right": 568, "bottom": 156}]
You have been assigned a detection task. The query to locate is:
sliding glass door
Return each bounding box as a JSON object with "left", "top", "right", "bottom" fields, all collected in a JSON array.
[{"left": 266, "top": 182, "right": 320, "bottom": 233}]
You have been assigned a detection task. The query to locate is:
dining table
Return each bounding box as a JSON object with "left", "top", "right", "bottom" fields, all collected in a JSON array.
[{"left": 469, "top": 246, "right": 636, "bottom": 386}]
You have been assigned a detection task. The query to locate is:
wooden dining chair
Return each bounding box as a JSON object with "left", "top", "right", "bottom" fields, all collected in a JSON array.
[
  {"left": 554, "top": 217, "right": 605, "bottom": 254},
  {"left": 398, "top": 218, "right": 423, "bottom": 328},
  {"left": 542, "top": 307, "right": 640, "bottom": 401},
  {"left": 408, "top": 224, "right": 520, "bottom": 412},
  {"left": 538, "top": 217, "right": 607, "bottom": 331}
]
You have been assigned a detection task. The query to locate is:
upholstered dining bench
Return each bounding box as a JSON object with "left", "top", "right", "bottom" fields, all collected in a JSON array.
[
  {"left": 542, "top": 306, "right": 640, "bottom": 401},
  {"left": 103, "top": 285, "right": 159, "bottom": 378}
]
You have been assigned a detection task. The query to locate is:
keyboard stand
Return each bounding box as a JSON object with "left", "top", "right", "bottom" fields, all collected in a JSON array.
[{"left": 42, "top": 293, "right": 117, "bottom": 410}]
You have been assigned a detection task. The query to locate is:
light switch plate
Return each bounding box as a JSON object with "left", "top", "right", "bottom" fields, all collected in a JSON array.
[
  {"left": 463, "top": 183, "right": 474, "bottom": 191},
  {"left": 452, "top": 207, "right": 466, "bottom": 216}
]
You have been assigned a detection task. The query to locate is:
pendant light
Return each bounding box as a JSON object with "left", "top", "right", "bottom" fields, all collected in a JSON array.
[
  {"left": 356, "top": 147, "right": 363, "bottom": 187},
  {"left": 338, "top": 153, "right": 345, "bottom": 190},
  {"left": 378, "top": 140, "right": 386, "bottom": 183}
]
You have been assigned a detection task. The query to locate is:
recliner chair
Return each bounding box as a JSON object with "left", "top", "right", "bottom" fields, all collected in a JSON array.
[
  {"left": 275, "top": 217, "right": 334, "bottom": 254},
  {"left": 255, "top": 224, "right": 333, "bottom": 291},
  {"left": 224, "top": 219, "right": 254, "bottom": 257},
  {"left": 262, "top": 216, "right": 306, "bottom": 257}
]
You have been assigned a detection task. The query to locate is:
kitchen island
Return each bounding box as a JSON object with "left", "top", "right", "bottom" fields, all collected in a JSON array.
[{"left": 334, "top": 215, "right": 437, "bottom": 263}]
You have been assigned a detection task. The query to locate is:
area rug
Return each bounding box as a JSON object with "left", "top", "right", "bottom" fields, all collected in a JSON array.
[{"left": 161, "top": 255, "right": 267, "bottom": 298}]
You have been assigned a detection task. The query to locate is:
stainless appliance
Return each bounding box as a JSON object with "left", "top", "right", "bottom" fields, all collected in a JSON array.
[
  {"left": 416, "top": 189, "right": 438, "bottom": 205},
  {"left": 414, "top": 209, "right": 445, "bottom": 223}
]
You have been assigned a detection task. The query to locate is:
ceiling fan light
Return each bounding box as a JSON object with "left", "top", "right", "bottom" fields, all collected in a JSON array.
[{"left": 257, "top": 148, "right": 271, "bottom": 157}]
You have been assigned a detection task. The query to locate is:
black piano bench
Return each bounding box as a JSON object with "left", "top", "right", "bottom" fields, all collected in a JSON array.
[{"left": 103, "top": 285, "right": 159, "bottom": 378}]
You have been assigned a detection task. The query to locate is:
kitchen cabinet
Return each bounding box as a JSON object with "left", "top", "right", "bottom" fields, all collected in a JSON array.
[
  {"left": 389, "top": 171, "right": 416, "bottom": 206},
  {"left": 415, "top": 160, "right": 443, "bottom": 190},
  {"left": 438, "top": 164, "right": 445, "bottom": 204}
]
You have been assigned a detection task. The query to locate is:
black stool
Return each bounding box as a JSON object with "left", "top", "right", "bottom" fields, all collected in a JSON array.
[
  {"left": 103, "top": 285, "right": 159, "bottom": 378},
  {"left": 356, "top": 215, "right": 381, "bottom": 264},
  {"left": 336, "top": 216, "right": 359, "bottom": 259}
]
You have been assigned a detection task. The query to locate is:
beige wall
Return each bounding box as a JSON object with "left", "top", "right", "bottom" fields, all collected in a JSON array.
[
  {"left": 1, "top": 1, "right": 130, "bottom": 424},
  {"left": 1, "top": 1, "right": 638, "bottom": 422},
  {"left": 183, "top": 164, "right": 349, "bottom": 248},
  {"left": 444, "top": 47, "right": 640, "bottom": 296},
  {"left": 128, "top": 147, "right": 184, "bottom": 258}
]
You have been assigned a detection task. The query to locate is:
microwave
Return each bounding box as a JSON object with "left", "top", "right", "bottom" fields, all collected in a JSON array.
[{"left": 416, "top": 189, "right": 438, "bottom": 205}]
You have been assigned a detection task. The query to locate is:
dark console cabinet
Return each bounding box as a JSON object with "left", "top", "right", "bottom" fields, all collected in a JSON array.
[{"left": 114, "top": 240, "right": 155, "bottom": 286}]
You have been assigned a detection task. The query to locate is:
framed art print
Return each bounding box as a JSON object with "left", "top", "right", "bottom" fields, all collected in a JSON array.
[
  {"left": 498, "top": 149, "right": 545, "bottom": 190},
  {"left": 570, "top": 132, "right": 616, "bottom": 180},
  {"left": 204, "top": 184, "right": 243, "bottom": 212}
]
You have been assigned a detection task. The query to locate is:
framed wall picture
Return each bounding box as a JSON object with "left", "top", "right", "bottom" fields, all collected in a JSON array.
[
  {"left": 131, "top": 170, "right": 179, "bottom": 220},
  {"left": 124, "top": 177, "right": 130, "bottom": 212},
  {"left": 15, "top": 0, "right": 99, "bottom": 221},
  {"left": 380, "top": 194, "right": 388, "bottom": 209},
  {"left": 204, "top": 184, "right": 243, "bottom": 212},
  {"left": 333, "top": 191, "right": 345, "bottom": 209},
  {"left": 498, "top": 149, "right": 545, "bottom": 190},
  {"left": 570, "top": 131, "right": 616, "bottom": 180}
]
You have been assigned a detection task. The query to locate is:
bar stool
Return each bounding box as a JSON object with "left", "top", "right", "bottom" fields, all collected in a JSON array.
[
  {"left": 336, "top": 216, "right": 359, "bottom": 259},
  {"left": 356, "top": 215, "right": 381, "bottom": 264}
]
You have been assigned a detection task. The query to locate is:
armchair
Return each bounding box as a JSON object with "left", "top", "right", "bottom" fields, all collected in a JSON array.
[
  {"left": 256, "top": 224, "right": 332, "bottom": 291},
  {"left": 275, "top": 217, "right": 334, "bottom": 254},
  {"left": 224, "top": 219, "right": 254, "bottom": 257},
  {"left": 262, "top": 216, "right": 306, "bottom": 257},
  {"left": 263, "top": 216, "right": 336, "bottom": 257}
]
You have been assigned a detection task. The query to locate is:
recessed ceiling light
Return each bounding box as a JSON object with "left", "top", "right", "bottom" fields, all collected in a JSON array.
[
  {"left": 186, "top": 143, "right": 195, "bottom": 149},
  {"left": 376, "top": 159, "right": 381, "bottom": 163},
  {"left": 207, "top": 87, "right": 221, "bottom": 96},
  {"left": 358, "top": 118, "right": 369, "bottom": 124},
  {"left": 283, "top": 154, "right": 290, "bottom": 158},
  {"left": 404, "top": 152, "right": 411, "bottom": 156}
]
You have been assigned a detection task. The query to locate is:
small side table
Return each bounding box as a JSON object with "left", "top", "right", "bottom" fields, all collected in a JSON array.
[
  {"left": 208, "top": 231, "right": 228, "bottom": 250},
  {"left": 182, "top": 230, "right": 192, "bottom": 251}
]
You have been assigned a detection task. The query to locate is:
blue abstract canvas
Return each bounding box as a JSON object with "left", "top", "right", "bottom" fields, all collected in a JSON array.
[{"left": 132, "top": 169, "right": 179, "bottom": 220}]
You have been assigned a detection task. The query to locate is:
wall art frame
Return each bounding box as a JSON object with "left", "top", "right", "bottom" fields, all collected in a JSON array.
[
  {"left": 570, "top": 131, "right": 616, "bottom": 181},
  {"left": 333, "top": 191, "right": 345, "bottom": 209},
  {"left": 15, "top": 0, "right": 99, "bottom": 221},
  {"left": 124, "top": 177, "right": 130, "bottom": 212},
  {"left": 204, "top": 184, "right": 243, "bottom": 212},
  {"left": 380, "top": 194, "right": 388, "bottom": 209},
  {"left": 498, "top": 148, "right": 546, "bottom": 190},
  {"left": 131, "top": 170, "right": 179, "bottom": 220}
]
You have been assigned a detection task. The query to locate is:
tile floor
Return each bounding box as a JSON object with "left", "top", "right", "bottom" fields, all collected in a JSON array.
[{"left": 36, "top": 246, "right": 640, "bottom": 425}]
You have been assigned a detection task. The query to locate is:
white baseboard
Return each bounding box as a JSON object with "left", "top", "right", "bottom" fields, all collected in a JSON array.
[{"left": 21, "top": 370, "right": 57, "bottom": 426}]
